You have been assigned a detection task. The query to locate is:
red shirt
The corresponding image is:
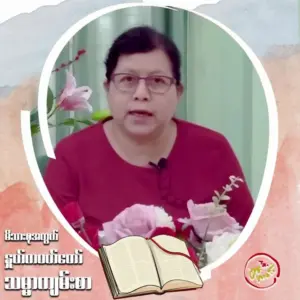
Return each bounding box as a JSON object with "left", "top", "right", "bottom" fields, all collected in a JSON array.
[{"left": 44, "top": 118, "right": 254, "bottom": 228}]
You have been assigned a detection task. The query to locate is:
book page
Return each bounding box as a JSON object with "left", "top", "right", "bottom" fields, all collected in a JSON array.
[
  {"left": 103, "top": 236, "right": 160, "bottom": 294},
  {"left": 148, "top": 235, "right": 202, "bottom": 288}
]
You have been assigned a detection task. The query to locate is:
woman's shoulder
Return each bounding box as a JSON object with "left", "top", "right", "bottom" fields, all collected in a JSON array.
[
  {"left": 176, "top": 118, "right": 229, "bottom": 148},
  {"left": 54, "top": 121, "right": 106, "bottom": 156},
  {"left": 175, "top": 119, "right": 240, "bottom": 171}
]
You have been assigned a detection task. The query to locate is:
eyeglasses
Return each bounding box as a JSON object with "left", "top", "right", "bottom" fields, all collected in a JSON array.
[{"left": 111, "top": 73, "right": 176, "bottom": 94}]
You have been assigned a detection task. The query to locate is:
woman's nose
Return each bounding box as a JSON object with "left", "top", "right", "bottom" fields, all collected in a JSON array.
[{"left": 133, "top": 79, "right": 150, "bottom": 101}]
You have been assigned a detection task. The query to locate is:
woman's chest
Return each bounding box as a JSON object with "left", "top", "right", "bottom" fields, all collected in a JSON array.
[{"left": 77, "top": 164, "right": 218, "bottom": 225}]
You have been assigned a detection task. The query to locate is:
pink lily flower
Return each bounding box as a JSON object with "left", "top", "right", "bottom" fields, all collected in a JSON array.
[
  {"left": 58, "top": 71, "right": 93, "bottom": 112},
  {"left": 178, "top": 200, "right": 242, "bottom": 241}
]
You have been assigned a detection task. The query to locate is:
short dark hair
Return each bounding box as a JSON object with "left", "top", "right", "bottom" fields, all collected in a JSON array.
[{"left": 104, "top": 26, "right": 181, "bottom": 84}]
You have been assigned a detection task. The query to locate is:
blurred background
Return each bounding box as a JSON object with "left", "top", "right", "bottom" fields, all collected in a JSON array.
[{"left": 34, "top": 6, "right": 269, "bottom": 201}]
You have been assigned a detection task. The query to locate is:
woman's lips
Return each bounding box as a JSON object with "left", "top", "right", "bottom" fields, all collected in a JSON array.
[
  {"left": 128, "top": 110, "right": 153, "bottom": 116},
  {"left": 128, "top": 110, "right": 154, "bottom": 123}
]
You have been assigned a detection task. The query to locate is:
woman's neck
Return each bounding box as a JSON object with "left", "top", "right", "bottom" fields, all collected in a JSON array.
[{"left": 104, "top": 119, "right": 177, "bottom": 167}]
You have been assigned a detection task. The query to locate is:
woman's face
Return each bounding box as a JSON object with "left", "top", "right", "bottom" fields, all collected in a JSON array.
[{"left": 104, "top": 49, "right": 183, "bottom": 137}]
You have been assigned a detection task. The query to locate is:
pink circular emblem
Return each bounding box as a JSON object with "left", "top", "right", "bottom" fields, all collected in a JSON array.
[{"left": 244, "top": 253, "right": 280, "bottom": 289}]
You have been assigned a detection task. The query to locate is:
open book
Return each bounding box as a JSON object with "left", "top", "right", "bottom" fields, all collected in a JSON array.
[{"left": 98, "top": 234, "right": 203, "bottom": 298}]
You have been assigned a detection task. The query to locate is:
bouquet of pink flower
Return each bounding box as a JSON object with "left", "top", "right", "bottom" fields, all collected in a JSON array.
[
  {"left": 101, "top": 204, "right": 175, "bottom": 244},
  {"left": 98, "top": 175, "right": 245, "bottom": 268},
  {"left": 61, "top": 175, "right": 245, "bottom": 268},
  {"left": 177, "top": 175, "right": 244, "bottom": 266},
  {"left": 99, "top": 203, "right": 199, "bottom": 265}
]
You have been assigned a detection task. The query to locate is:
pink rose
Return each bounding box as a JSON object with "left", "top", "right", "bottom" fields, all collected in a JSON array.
[
  {"left": 180, "top": 200, "right": 242, "bottom": 241},
  {"left": 58, "top": 71, "right": 92, "bottom": 112},
  {"left": 102, "top": 204, "right": 157, "bottom": 244}
]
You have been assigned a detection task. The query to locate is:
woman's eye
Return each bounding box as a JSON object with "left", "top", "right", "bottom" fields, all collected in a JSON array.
[
  {"left": 123, "top": 76, "right": 134, "bottom": 82},
  {"left": 153, "top": 77, "right": 164, "bottom": 84}
]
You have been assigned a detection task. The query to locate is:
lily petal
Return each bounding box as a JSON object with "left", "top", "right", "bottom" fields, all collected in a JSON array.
[
  {"left": 58, "top": 72, "right": 77, "bottom": 105},
  {"left": 59, "top": 84, "right": 93, "bottom": 112},
  {"left": 65, "top": 70, "right": 77, "bottom": 90},
  {"left": 72, "top": 86, "right": 92, "bottom": 101},
  {"left": 60, "top": 98, "right": 92, "bottom": 112}
]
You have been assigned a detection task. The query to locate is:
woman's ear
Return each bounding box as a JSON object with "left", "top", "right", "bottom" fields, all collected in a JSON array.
[
  {"left": 103, "top": 80, "right": 109, "bottom": 93},
  {"left": 176, "top": 83, "right": 184, "bottom": 100}
]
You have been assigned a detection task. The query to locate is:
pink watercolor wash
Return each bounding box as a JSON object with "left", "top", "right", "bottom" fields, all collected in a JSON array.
[{"left": 1, "top": 49, "right": 300, "bottom": 299}]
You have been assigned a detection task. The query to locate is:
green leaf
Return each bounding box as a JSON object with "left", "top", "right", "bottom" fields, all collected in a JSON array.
[
  {"left": 76, "top": 119, "right": 95, "bottom": 126},
  {"left": 30, "top": 108, "right": 39, "bottom": 124},
  {"left": 72, "top": 120, "right": 82, "bottom": 133},
  {"left": 91, "top": 109, "right": 110, "bottom": 121},
  {"left": 36, "top": 155, "right": 49, "bottom": 175},
  {"left": 30, "top": 87, "right": 55, "bottom": 124},
  {"left": 47, "top": 87, "right": 55, "bottom": 114},
  {"left": 62, "top": 118, "right": 76, "bottom": 126},
  {"left": 57, "top": 118, "right": 94, "bottom": 128},
  {"left": 31, "top": 124, "right": 40, "bottom": 135}
]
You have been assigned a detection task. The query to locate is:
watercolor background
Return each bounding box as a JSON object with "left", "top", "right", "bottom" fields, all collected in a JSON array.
[{"left": 0, "top": 0, "right": 300, "bottom": 299}]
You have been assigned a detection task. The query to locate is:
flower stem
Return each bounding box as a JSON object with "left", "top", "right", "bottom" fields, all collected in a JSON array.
[
  {"left": 47, "top": 105, "right": 59, "bottom": 120},
  {"left": 215, "top": 176, "right": 242, "bottom": 207},
  {"left": 51, "top": 49, "right": 86, "bottom": 73}
]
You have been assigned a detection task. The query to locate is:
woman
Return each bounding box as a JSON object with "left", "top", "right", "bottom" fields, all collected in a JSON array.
[{"left": 44, "top": 26, "right": 254, "bottom": 230}]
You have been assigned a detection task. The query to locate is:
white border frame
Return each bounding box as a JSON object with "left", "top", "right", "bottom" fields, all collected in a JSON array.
[{"left": 21, "top": 3, "right": 278, "bottom": 282}]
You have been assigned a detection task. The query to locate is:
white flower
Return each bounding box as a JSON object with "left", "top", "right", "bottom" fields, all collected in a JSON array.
[
  {"left": 154, "top": 206, "right": 175, "bottom": 230},
  {"left": 205, "top": 232, "right": 240, "bottom": 264}
]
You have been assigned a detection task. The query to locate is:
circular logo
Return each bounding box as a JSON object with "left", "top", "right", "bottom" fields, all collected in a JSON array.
[{"left": 244, "top": 253, "right": 280, "bottom": 289}]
